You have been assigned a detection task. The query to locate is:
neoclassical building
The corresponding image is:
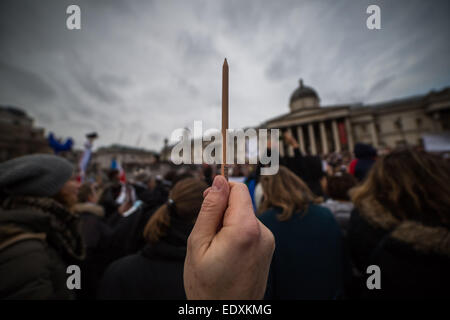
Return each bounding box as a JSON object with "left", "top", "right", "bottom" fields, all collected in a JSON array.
[{"left": 260, "top": 80, "right": 450, "bottom": 156}]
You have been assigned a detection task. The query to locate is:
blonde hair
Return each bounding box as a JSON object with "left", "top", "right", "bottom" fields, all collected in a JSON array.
[
  {"left": 143, "top": 178, "right": 208, "bottom": 243},
  {"left": 258, "top": 166, "right": 317, "bottom": 221},
  {"left": 351, "top": 149, "right": 450, "bottom": 227}
]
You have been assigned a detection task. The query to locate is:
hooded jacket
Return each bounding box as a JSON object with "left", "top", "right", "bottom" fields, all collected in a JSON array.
[
  {"left": 348, "top": 197, "right": 450, "bottom": 299},
  {"left": 0, "top": 197, "right": 85, "bottom": 299},
  {"left": 97, "top": 214, "right": 192, "bottom": 300}
]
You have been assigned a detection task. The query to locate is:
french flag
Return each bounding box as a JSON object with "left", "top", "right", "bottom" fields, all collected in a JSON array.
[{"left": 111, "top": 158, "right": 126, "bottom": 183}]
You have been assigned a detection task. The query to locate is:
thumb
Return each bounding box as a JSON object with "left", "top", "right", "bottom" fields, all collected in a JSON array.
[{"left": 190, "top": 175, "right": 230, "bottom": 251}]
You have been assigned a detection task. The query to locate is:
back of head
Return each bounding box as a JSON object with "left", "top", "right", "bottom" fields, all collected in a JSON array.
[
  {"left": 326, "top": 172, "right": 357, "bottom": 201},
  {"left": 107, "top": 169, "right": 120, "bottom": 184},
  {"left": 143, "top": 177, "right": 208, "bottom": 243},
  {"left": 351, "top": 149, "right": 450, "bottom": 227},
  {"left": 354, "top": 143, "right": 377, "bottom": 159},
  {"left": 78, "top": 182, "right": 94, "bottom": 203},
  {"left": 258, "top": 166, "right": 315, "bottom": 221},
  {"left": 0, "top": 154, "right": 74, "bottom": 198}
]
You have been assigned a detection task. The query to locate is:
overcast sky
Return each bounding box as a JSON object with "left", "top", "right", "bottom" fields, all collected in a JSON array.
[{"left": 1, "top": 0, "right": 449, "bottom": 151}]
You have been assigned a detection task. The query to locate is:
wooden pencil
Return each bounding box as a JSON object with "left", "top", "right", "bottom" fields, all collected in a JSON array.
[{"left": 221, "top": 58, "right": 229, "bottom": 180}]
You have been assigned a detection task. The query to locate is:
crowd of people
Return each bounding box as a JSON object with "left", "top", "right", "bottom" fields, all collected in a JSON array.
[{"left": 0, "top": 132, "right": 449, "bottom": 299}]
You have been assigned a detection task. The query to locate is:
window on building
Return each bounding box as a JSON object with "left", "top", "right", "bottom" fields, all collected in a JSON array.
[
  {"left": 416, "top": 118, "right": 423, "bottom": 128},
  {"left": 361, "top": 124, "right": 367, "bottom": 133},
  {"left": 394, "top": 118, "right": 403, "bottom": 130}
]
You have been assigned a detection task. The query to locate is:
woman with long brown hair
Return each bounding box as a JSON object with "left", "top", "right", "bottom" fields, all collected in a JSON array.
[
  {"left": 258, "top": 166, "right": 345, "bottom": 299},
  {"left": 98, "top": 177, "right": 208, "bottom": 299},
  {"left": 348, "top": 149, "right": 450, "bottom": 298}
]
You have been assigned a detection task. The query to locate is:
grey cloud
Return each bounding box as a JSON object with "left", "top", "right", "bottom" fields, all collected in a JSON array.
[
  {"left": 0, "top": 0, "right": 449, "bottom": 151},
  {"left": 0, "top": 60, "right": 55, "bottom": 101},
  {"left": 72, "top": 68, "right": 123, "bottom": 105},
  {"left": 148, "top": 132, "right": 162, "bottom": 142}
]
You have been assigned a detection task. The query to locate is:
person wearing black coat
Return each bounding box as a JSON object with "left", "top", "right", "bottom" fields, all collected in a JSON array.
[
  {"left": 347, "top": 149, "right": 450, "bottom": 299},
  {"left": 73, "top": 182, "right": 113, "bottom": 300},
  {"left": 0, "top": 154, "right": 84, "bottom": 299},
  {"left": 353, "top": 143, "right": 377, "bottom": 182},
  {"left": 97, "top": 215, "right": 190, "bottom": 299},
  {"left": 98, "top": 178, "right": 208, "bottom": 299},
  {"left": 279, "top": 131, "right": 325, "bottom": 197}
]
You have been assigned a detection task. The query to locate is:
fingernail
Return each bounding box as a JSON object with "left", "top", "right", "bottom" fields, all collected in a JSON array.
[{"left": 211, "top": 176, "right": 225, "bottom": 192}]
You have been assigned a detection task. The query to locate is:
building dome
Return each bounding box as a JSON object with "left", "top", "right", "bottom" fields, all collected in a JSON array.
[{"left": 289, "top": 79, "right": 320, "bottom": 111}]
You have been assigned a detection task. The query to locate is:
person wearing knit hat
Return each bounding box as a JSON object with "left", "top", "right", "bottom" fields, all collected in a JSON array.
[
  {"left": 0, "top": 154, "right": 84, "bottom": 299},
  {"left": 0, "top": 154, "right": 74, "bottom": 197}
]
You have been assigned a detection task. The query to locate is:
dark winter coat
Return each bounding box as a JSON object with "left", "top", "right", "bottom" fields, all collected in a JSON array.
[
  {"left": 0, "top": 197, "right": 85, "bottom": 299},
  {"left": 259, "top": 204, "right": 345, "bottom": 299},
  {"left": 348, "top": 198, "right": 450, "bottom": 299},
  {"left": 106, "top": 204, "right": 157, "bottom": 260},
  {"left": 281, "top": 148, "right": 325, "bottom": 196},
  {"left": 135, "top": 183, "right": 169, "bottom": 209},
  {"left": 353, "top": 143, "right": 377, "bottom": 182},
  {"left": 97, "top": 215, "right": 192, "bottom": 300},
  {"left": 73, "top": 202, "right": 112, "bottom": 300},
  {"left": 98, "top": 183, "right": 122, "bottom": 225}
]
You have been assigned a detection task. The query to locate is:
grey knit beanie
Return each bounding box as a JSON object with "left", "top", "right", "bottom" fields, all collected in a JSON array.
[{"left": 0, "top": 154, "right": 74, "bottom": 197}]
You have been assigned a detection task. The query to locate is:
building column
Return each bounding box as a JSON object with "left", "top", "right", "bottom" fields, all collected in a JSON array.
[
  {"left": 345, "top": 118, "right": 354, "bottom": 150},
  {"left": 319, "top": 122, "right": 328, "bottom": 155},
  {"left": 308, "top": 123, "right": 317, "bottom": 155},
  {"left": 286, "top": 128, "right": 295, "bottom": 157},
  {"left": 332, "top": 120, "right": 341, "bottom": 152},
  {"left": 296, "top": 125, "right": 305, "bottom": 154},
  {"left": 370, "top": 122, "right": 379, "bottom": 148},
  {"left": 433, "top": 112, "right": 443, "bottom": 132}
]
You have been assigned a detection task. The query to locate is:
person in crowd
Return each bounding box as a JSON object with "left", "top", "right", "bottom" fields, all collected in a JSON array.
[
  {"left": 327, "top": 153, "right": 347, "bottom": 175},
  {"left": 101, "top": 171, "right": 191, "bottom": 266},
  {"left": 348, "top": 149, "right": 450, "bottom": 298},
  {"left": 201, "top": 164, "right": 213, "bottom": 186},
  {"left": 73, "top": 182, "right": 112, "bottom": 300},
  {"left": 244, "top": 165, "right": 261, "bottom": 211},
  {"left": 131, "top": 171, "right": 152, "bottom": 199},
  {"left": 98, "top": 169, "right": 133, "bottom": 226},
  {"left": 279, "top": 132, "right": 325, "bottom": 196},
  {"left": 133, "top": 172, "right": 169, "bottom": 209},
  {"left": 98, "top": 178, "right": 208, "bottom": 299},
  {"left": 321, "top": 172, "right": 357, "bottom": 235},
  {"left": 351, "top": 143, "right": 377, "bottom": 182},
  {"left": 0, "top": 154, "right": 84, "bottom": 299},
  {"left": 258, "top": 166, "right": 345, "bottom": 299}
]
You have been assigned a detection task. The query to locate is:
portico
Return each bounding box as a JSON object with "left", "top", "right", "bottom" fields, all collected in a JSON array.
[{"left": 258, "top": 78, "right": 450, "bottom": 158}]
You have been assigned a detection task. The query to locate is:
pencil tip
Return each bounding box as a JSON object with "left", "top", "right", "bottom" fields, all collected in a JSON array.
[{"left": 224, "top": 58, "right": 228, "bottom": 64}]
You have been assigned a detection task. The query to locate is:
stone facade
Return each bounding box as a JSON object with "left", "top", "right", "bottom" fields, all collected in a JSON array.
[
  {"left": 260, "top": 80, "right": 450, "bottom": 156},
  {"left": 91, "top": 144, "right": 158, "bottom": 173},
  {"left": 0, "top": 106, "right": 51, "bottom": 162}
]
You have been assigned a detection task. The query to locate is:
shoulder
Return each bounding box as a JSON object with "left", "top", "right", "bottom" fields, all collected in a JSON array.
[
  {"left": 101, "top": 253, "right": 150, "bottom": 285},
  {"left": 0, "top": 238, "right": 61, "bottom": 299},
  {"left": 98, "top": 253, "right": 148, "bottom": 299},
  {"left": 1, "top": 236, "right": 49, "bottom": 263},
  {"left": 105, "top": 253, "right": 142, "bottom": 274},
  {"left": 258, "top": 208, "right": 280, "bottom": 224},
  {"left": 307, "top": 203, "right": 335, "bottom": 220}
]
